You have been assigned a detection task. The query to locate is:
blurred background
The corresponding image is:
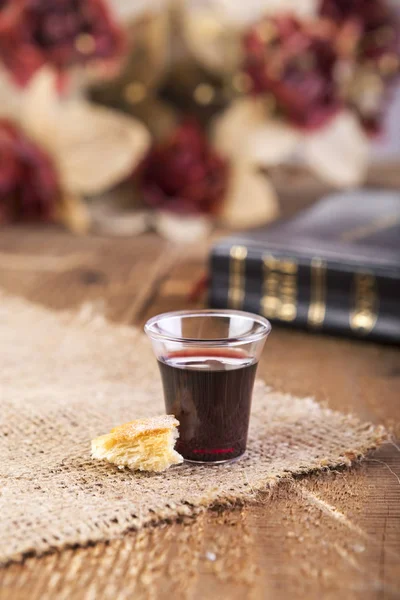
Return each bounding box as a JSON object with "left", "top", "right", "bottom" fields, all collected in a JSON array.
[{"left": 0, "top": 0, "right": 399, "bottom": 240}]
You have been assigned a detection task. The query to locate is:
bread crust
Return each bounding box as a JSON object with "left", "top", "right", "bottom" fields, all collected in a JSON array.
[{"left": 91, "top": 415, "right": 183, "bottom": 472}]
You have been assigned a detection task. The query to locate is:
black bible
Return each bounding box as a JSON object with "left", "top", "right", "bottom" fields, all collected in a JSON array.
[{"left": 210, "top": 190, "right": 400, "bottom": 343}]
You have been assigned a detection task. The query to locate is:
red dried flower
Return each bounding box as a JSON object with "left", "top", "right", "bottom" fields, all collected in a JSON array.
[
  {"left": 0, "top": 0, "right": 124, "bottom": 86},
  {"left": 321, "top": 0, "right": 390, "bottom": 24},
  {"left": 321, "top": 0, "right": 400, "bottom": 68},
  {"left": 136, "top": 122, "right": 229, "bottom": 215},
  {"left": 0, "top": 120, "right": 59, "bottom": 224},
  {"left": 243, "top": 16, "right": 349, "bottom": 130},
  {"left": 320, "top": 0, "right": 400, "bottom": 132}
]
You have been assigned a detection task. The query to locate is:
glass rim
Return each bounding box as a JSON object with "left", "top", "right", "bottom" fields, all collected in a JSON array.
[{"left": 144, "top": 309, "right": 271, "bottom": 346}]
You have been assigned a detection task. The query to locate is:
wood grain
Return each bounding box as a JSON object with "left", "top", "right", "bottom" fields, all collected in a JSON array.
[{"left": 0, "top": 226, "right": 399, "bottom": 600}]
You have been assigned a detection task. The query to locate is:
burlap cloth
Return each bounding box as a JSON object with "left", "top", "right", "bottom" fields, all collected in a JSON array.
[{"left": 0, "top": 293, "right": 387, "bottom": 566}]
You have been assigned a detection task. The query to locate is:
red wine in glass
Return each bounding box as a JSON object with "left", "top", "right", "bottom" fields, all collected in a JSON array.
[{"left": 158, "top": 348, "right": 257, "bottom": 463}]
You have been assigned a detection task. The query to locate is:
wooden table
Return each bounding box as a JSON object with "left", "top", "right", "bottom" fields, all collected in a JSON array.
[{"left": 0, "top": 225, "right": 399, "bottom": 600}]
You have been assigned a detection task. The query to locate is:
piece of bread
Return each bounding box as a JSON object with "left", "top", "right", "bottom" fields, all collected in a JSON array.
[{"left": 91, "top": 415, "right": 183, "bottom": 473}]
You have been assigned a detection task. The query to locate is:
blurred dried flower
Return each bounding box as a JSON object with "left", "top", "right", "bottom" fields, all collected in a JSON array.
[
  {"left": 320, "top": 0, "right": 399, "bottom": 63},
  {"left": 0, "top": 120, "right": 59, "bottom": 224},
  {"left": 0, "top": 0, "right": 124, "bottom": 86},
  {"left": 321, "top": 0, "right": 388, "bottom": 23},
  {"left": 181, "top": 0, "right": 319, "bottom": 75},
  {"left": 320, "top": 0, "right": 400, "bottom": 131},
  {"left": 136, "top": 121, "right": 229, "bottom": 215},
  {"left": 0, "top": 66, "right": 150, "bottom": 233},
  {"left": 242, "top": 16, "right": 349, "bottom": 130},
  {"left": 321, "top": 0, "right": 400, "bottom": 81},
  {"left": 212, "top": 96, "right": 368, "bottom": 189}
]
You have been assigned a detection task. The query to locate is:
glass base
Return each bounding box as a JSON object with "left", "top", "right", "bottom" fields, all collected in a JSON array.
[{"left": 183, "top": 453, "right": 245, "bottom": 465}]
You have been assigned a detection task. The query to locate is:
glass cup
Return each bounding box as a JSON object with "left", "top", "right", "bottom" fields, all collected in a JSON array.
[{"left": 145, "top": 309, "right": 271, "bottom": 464}]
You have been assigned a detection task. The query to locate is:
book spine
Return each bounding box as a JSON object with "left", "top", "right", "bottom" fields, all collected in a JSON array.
[{"left": 210, "top": 245, "right": 400, "bottom": 343}]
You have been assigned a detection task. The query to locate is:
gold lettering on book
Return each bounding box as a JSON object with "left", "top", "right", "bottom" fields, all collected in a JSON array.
[
  {"left": 308, "top": 258, "right": 327, "bottom": 327},
  {"left": 228, "top": 245, "right": 247, "bottom": 309},
  {"left": 350, "top": 272, "right": 378, "bottom": 333},
  {"left": 261, "top": 255, "right": 297, "bottom": 321}
]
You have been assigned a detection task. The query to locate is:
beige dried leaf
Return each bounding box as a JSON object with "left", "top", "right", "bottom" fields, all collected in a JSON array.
[
  {"left": 210, "top": 0, "right": 269, "bottom": 25},
  {"left": 20, "top": 66, "right": 59, "bottom": 153},
  {"left": 182, "top": 6, "right": 241, "bottom": 73},
  {"left": 130, "top": 9, "right": 170, "bottom": 89},
  {"left": 153, "top": 211, "right": 212, "bottom": 243},
  {"left": 108, "top": 0, "right": 167, "bottom": 21},
  {"left": 249, "top": 121, "right": 300, "bottom": 166},
  {"left": 184, "top": 0, "right": 318, "bottom": 32},
  {"left": 55, "top": 102, "right": 150, "bottom": 195},
  {"left": 55, "top": 192, "right": 91, "bottom": 235},
  {"left": 304, "top": 111, "right": 369, "bottom": 187},
  {"left": 212, "top": 98, "right": 298, "bottom": 166},
  {"left": 219, "top": 163, "right": 280, "bottom": 229},
  {"left": 0, "top": 69, "right": 23, "bottom": 121},
  {"left": 256, "top": 0, "right": 318, "bottom": 18},
  {"left": 211, "top": 97, "right": 266, "bottom": 161},
  {"left": 21, "top": 67, "right": 151, "bottom": 196}
]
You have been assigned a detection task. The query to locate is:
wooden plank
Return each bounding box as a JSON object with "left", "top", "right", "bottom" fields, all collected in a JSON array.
[
  {"left": 0, "top": 228, "right": 399, "bottom": 600},
  {"left": 137, "top": 241, "right": 209, "bottom": 326},
  {"left": 0, "top": 227, "right": 173, "bottom": 324},
  {"left": 1, "top": 454, "right": 399, "bottom": 600}
]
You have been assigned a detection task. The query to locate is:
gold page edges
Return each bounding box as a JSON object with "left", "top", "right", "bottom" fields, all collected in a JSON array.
[
  {"left": 228, "top": 245, "right": 247, "bottom": 309},
  {"left": 308, "top": 258, "right": 327, "bottom": 328},
  {"left": 350, "top": 272, "right": 378, "bottom": 334}
]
